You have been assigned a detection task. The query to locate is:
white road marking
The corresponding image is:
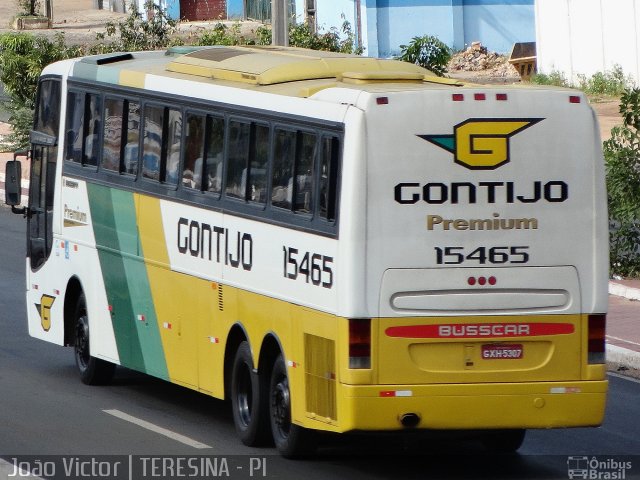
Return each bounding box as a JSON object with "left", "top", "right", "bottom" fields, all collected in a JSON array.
[
  {"left": 103, "top": 409, "right": 212, "bottom": 449},
  {"left": 607, "top": 335, "right": 640, "bottom": 347},
  {"left": 608, "top": 371, "right": 640, "bottom": 384},
  {"left": 0, "top": 459, "right": 43, "bottom": 479}
]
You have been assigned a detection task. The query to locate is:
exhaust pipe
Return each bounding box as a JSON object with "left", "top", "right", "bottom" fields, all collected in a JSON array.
[{"left": 399, "top": 413, "right": 421, "bottom": 428}]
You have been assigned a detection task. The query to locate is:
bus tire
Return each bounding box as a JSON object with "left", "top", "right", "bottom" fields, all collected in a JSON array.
[
  {"left": 74, "top": 293, "right": 115, "bottom": 385},
  {"left": 230, "top": 341, "right": 270, "bottom": 446},
  {"left": 481, "top": 429, "right": 526, "bottom": 453},
  {"left": 269, "top": 354, "right": 317, "bottom": 458}
]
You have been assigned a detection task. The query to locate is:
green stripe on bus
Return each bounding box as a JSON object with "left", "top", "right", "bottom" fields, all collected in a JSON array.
[{"left": 87, "top": 184, "right": 169, "bottom": 380}]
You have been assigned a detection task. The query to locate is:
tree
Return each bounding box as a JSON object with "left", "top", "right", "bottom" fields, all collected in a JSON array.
[
  {"left": 0, "top": 32, "right": 82, "bottom": 150},
  {"left": 604, "top": 88, "right": 640, "bottom": 277}
]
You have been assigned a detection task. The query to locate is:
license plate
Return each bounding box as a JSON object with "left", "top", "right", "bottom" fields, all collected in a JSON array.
[{"left": 481, "top": 344, "right": 523, "bottom": 359}]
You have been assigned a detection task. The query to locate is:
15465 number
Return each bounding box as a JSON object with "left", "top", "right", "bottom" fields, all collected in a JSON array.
[
  {"left": 435, "top": 246, "right": 530, "bottom": 265},
  {"left": 283, "top": 246, "right": 334, "bottom": 288}
]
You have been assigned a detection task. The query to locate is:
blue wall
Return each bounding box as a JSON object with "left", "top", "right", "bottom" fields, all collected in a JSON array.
[
  {"left": 227, "top": 0, "right": 244, "bottom": 19},
  {"left": 363, "top": 0, "right": 534, "bottom": 58}
]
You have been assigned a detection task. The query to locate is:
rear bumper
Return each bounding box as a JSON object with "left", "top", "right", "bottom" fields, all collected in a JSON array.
[{"left": 327, "top": 380, "right": 607, "bottom": 432}]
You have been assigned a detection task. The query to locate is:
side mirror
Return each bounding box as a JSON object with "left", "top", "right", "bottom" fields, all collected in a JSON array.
[{"left": 4, "top": 160, "right": 22, "bottom": 206}]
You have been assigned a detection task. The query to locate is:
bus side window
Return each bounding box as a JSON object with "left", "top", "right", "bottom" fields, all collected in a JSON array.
[
  {"left": 65, "top": 91, "right": 84, "bottom": 163},
  {"left": 319, "top": 136, "right": 339, "bottom": 222},
  {"left": 123, "top": 101, "right": 140, "bottom": 176},
  {"left": 272, "top": 129, "right": 295, "bottom": 210},
  {"left": 102, "top": 97, "right": 124, "bottom": 173},
  {"left": 83, "top": 93, "right": 101, "bottom": 167},
  {"left": 204, "top": 116, "right": 224, "bottom": 195},
  {"left": 294, "top": 132, "right": 316, "bottom": 214},
  {"left": 226, "top": 120, "right": 251, "bottom": 200},
  {"left": 249, "top": 124, "right": 269, "bottom": 204},
  {"left": 142, "top": 105, "right": 164, "bottom": 181},
  {"left": 35, "top": 79, "right": 61, "bottom": 138},
  {"left": 182, "top": 112, "right": 205, "bottom": 190},
  {"left": 164, "top": 108, "right": 182, "bottom": 187}
]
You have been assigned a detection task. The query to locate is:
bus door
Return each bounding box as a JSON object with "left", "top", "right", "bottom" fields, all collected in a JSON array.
[
  {"left": 28, "top": 78, "right": 61, "bottom": 271},
  {"left": 28, "top": 139, "right": 57, "bottom": 270}
]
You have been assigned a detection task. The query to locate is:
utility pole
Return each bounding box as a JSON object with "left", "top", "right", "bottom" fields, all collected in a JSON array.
[
  {"left": 272, "top": 0, "right": 288, "bottom": 47},
  {"left": 44, "top": 0, "right": 53, "bottom": 24}
]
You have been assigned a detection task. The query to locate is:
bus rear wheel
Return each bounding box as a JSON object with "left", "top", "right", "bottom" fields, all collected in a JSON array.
[
  {"left": 269, "top": 354, "right": 316, "bottom": 458},
  {"left": 74, "top": 293, "right": 115, "bottom": 385},
  {"left": 230, "top": 341, "right": 270, "bottom": 446}
]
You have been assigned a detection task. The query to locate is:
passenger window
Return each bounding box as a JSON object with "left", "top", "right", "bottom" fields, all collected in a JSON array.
[
  {"left": 35, "top": 79, "right": 61, "bottom": 138},
  {"left": 83, "top": 93, "right": 101, "bottom": 167},
  {"left": 319, "top": 136, "right": 339, "bottom": 222},
  {"left": 142, "top": 105, "right": 163, "bottom": 181},
  {"left": 294, "top": 132, "right": 316, "bottom": 214},
  {"left": 123, "top": 101, "right": 140, "bottom": 175},
  {"left": 205, "top": 116, "right": 224, "bottom": 194},
  {"left": 226, "top": 120, "right": 250, "bottom": 199},
  {"left": 271, "top": 129, "right": 295, "bottom": 210},
  {"left": 182, "top": 113, "right": 206, "bottom": 190},
  {"left": 65, "top": 91, "right": 84, "bottom": 163},
  {"left": 165, "top": 108, "right": 182, "bottom": 187},
  {"left": 102, "top": 97, "right": 124, "bottom": 172},
  {"left": 249, "top": 124, "right": 269, "bottom": 204}
]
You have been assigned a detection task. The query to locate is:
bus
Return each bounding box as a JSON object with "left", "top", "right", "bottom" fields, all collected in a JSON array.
[{"left": 4, "top": 45, "right": 608, "bottom": 456}]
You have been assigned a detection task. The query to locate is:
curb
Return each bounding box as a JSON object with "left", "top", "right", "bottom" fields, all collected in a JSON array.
[
  {"left": 607, "top": 344, "right": 640, "bottom": 370},
  {"left": 608, "top": 281, "right": 640, "bottom": 372},
  {"left": 609, "top": 281, "right": 640, "bottom": 301}
]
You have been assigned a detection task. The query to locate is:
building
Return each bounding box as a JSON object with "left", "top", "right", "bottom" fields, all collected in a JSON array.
[
  {"left": 99, "top": 0, "right": 536, "bottom": 58},
  {"left": 303, "top": 0, "right": 536, "bottom": 58},
  {"left": 536, "top": 0, "right": 640, "bottom": 85}
]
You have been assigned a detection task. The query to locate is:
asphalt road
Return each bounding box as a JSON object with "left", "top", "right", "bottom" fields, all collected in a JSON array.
[{"left": 0, "top": 205, "right": 639, "bottom": 480}]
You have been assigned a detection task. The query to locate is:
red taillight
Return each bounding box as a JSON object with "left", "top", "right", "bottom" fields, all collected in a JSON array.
[
  {"left": 569, "top": 95, "right": 581, "bottom": 104},
  {"left": 452, "top": 93, "right": 464, "bottom": 101},
  {"left": 349, "top": 318, "right": 371, "bottom": 369},
  {"left": 588, "top": 314, "right": 606, "bottom": 364}
]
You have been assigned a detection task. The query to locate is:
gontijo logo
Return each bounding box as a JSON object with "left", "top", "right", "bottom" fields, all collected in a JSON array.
[{"left": 419, "top": 118, "right": 543, "bottom": 170}]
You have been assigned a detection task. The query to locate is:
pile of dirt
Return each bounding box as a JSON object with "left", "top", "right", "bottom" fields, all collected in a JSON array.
[{"left": 447, "top": 42, "right": 519, "bottom": 79}]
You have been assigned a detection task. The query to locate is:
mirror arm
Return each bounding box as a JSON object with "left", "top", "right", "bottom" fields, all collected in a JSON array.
[{"left": 11, "top": 205, "right": 27, "bottom": 217}]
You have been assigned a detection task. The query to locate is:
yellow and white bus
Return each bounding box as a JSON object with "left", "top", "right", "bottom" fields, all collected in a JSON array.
[{"left": 5, "top": 46, "right": 608, "bottom": 456}]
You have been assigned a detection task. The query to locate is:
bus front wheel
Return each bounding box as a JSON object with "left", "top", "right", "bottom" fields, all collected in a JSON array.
[
  {"left": 230, "top": 341, "right": 270, "bottom": 446},
  {"left": 269, "top": 354, "right": 317, "bottom": 458},
  {"left": 74, "top": 293, "right": 115, "bottom": 385}
]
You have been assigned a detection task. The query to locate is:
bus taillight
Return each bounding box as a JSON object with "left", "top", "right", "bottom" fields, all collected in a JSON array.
[
  {"left": 349, "top": 319, "right": 371, "bottom": 369},
  {"left": 588, "top": 314, "right": 606, "bottom": 364}
]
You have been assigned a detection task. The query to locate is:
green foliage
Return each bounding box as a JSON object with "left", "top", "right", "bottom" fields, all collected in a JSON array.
[
  {"left": 531, "top": 65, "right": 633, "bottom": 96},
  {"left": 530, "top": 70, "right": 570, "bottom": 88},
  {"left": 577, "top": 65, "right": 632, "bottom": 96},
  {"left": 604, "top": 88, "right": 640, "bottom": 277},
  {"left": 92, "top": 1, "right": 180, "bottom": 53},
  {"left": 397, "top": 35, "right": 451, "bottom": 76},
  {"left": 0, "top": 32, "right": 83, "bottom": 151},
  {"left": 287, "top": 20, "right": 362, "bottom": 54},
  {"left": 197, "top": 19, "right": 363, "bottom": 55},
  {"left": 196, "top": 23, "right": 247, "bottom": 46}
]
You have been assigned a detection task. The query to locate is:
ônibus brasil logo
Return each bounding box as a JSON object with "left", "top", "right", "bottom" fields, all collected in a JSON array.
[{"left": 418, "top": 118, "right": 544, "bottom": 170}]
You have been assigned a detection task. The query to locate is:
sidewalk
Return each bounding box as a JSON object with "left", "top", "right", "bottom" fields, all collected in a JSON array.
[{"left": 607, "top": 281, "right": 640, "bottom": 373}]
